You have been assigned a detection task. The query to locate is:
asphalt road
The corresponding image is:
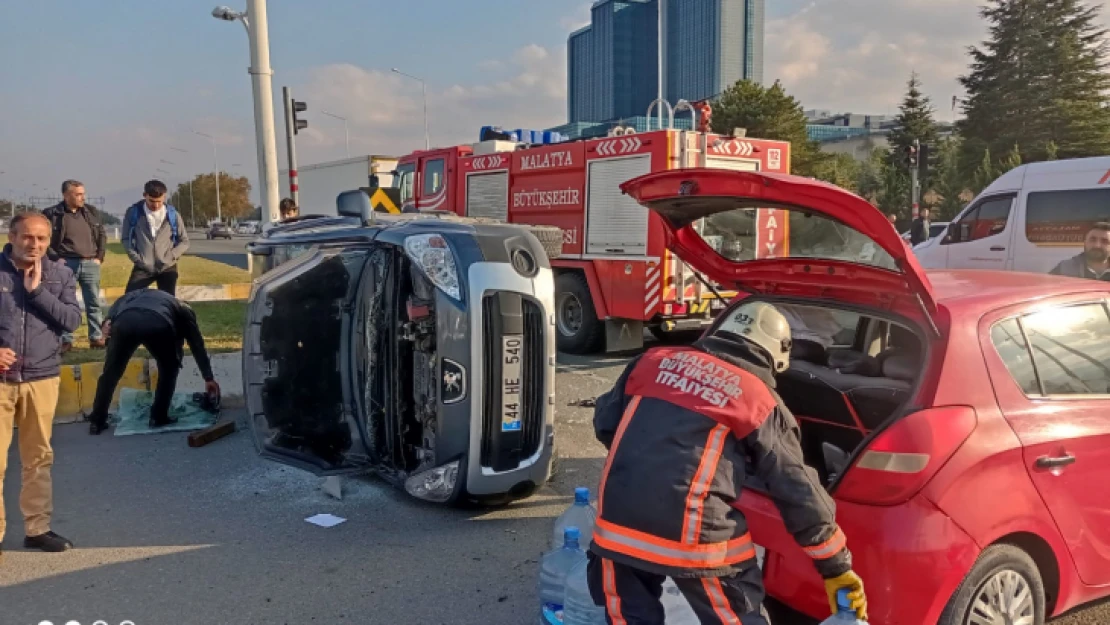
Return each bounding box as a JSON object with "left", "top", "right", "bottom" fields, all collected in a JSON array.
[
  {"left": 184, "top": 230, "right": 253, "bottom": 270},
  {"left": 2, "top": 349, "right": 1107, "bottom": 624}
]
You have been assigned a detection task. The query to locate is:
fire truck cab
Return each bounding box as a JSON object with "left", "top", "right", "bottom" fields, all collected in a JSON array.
[{"left": 390, "top": 122, "right": 791, "bottom": 354}]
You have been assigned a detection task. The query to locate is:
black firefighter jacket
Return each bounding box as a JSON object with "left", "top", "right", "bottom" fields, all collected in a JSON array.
[{"left": 590, "top": 336, "right": 852, "bottom": 580}]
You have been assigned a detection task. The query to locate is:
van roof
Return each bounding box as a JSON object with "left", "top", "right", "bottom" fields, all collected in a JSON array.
[
  {"left": 982, "top": 155, "right": 1110, "bottom": 194},
  {"left": 929, "top": 268, "right": 1107, "bottom": 313}
]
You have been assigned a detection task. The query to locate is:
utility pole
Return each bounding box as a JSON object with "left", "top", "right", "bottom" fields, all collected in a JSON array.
[
  {"left": 283, "top": 86, "right": 301, "bottom": 205},
  {"left": 910, "top": 138, "right": 921, "bottom": 219}
]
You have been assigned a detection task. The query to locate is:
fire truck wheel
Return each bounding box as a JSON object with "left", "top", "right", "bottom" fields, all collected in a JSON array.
[
  {"left": 525, "top": 225, "right": 564, "bottom": 261},
  {"left": 555, "top": 272, "right": 603, "bottom": 354}
]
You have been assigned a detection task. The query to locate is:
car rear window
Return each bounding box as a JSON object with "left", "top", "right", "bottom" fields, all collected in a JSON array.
[
  {"left": 992, "top": 302, "right": 1110, "bottom": 396},
  {"left": 1026, "top": 188, "right": 1110, "bottom": 245}
]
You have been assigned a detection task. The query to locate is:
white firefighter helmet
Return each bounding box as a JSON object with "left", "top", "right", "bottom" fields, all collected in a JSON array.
[{"left": 717, "top": 301, "right": 792, "bottom": 372}]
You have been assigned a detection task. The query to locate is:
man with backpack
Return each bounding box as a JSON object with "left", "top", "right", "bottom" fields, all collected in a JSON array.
[{"left": 122, "top": 180, "right": 189, "bottom": 295}]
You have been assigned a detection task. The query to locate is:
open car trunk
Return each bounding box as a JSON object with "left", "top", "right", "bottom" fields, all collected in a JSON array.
[{"left": 741, "top": 300, "right": 928, "bottom": 488}]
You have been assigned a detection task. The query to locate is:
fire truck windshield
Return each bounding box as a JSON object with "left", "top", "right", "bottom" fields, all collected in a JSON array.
[{"left": 392, "top": 163, "right": 417, "bottom": 204}]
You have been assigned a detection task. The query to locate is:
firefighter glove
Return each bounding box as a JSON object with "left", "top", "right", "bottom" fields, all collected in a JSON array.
[{"left": 824, "top": 570, "right": 867, "bottom": 620}]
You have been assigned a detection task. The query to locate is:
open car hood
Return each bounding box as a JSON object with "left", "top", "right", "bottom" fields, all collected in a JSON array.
[{"left": 620, "top": 169, "right": 938, "bottom": 323}]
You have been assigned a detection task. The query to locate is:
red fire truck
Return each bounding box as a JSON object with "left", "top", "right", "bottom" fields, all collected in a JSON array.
[{"left": 389, "top": 126, "right": 791, "bottom": 353}]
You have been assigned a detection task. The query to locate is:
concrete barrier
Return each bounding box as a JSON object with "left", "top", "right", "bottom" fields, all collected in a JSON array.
[
  {"left": 75, "top": 283, "right": 252, "bottom": 306},
  {"left": 55, "top": 352, "right": 243, "bottom": 424}
]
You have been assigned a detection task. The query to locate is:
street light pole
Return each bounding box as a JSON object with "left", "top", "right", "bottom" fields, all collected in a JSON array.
[
  {"left": 194, "top": 130, "right": 221, "bottom": 223},
  {"left": 322, "top": 110, "right": 350, "bottom": 158},
  {"left": 392, "top": 68, "right": 429, "bottom": 149},
  {"left": 212, "top": 2, "right": 282, "bottom": 225},
  {"left": 169, "top": 147, "right": 197, "bottom": 228}
]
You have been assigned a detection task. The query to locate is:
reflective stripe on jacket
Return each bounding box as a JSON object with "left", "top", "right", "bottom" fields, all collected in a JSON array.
[{"left": 591, "top": 342, "right": 852, "bottom": 580}]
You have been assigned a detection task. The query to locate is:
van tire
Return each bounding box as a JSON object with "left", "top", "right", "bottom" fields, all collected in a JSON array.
[
  {"left": 556, "top": 272, "right": 604, "bottom": 354},
  {"left": 938, "top": 544, "right": 1045, "bottom": 625}
]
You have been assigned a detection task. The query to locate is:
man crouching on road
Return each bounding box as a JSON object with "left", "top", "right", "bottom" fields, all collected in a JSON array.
[
  {"left": 587, "top": 301, "right": 868, "bottom": 624},
  {"left": 87, "top": 289, "right": 220, "bottom": 434},
  {"left": 1, "top": 212, "right": 83, "bottom": 557}
]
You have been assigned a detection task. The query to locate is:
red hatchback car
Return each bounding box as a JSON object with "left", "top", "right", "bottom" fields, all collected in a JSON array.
[{"left": 621, "top": 169, "right": 1110, "bottom": 625}]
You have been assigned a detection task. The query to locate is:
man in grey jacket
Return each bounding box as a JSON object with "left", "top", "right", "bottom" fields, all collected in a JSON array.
[
  {"left": 1049, "top": 222, "right": 1110, "bottom": 280},
  {"left": 122, "top": 180, "right": 189, "bottom": 295}
]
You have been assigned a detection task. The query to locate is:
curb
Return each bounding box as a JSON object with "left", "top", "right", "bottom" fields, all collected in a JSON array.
[
  {"left": 55, "top": 353, "right": 244, "bottom": 425},
  {"left": 75, "top": 283, "right": 253, "bottom": 306}
]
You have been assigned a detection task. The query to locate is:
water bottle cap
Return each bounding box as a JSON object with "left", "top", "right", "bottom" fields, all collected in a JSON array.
[
  {"left": 574, "top": 487, "right": 590, "bottom": 504},
  {"left": 564, "top": 526, "right": 581, "bottom": 542},
  {"left": 837, "top": 587, "right": 852, "bottom": 610}
]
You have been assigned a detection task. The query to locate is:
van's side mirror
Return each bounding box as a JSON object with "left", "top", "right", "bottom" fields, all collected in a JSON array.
[{"left": 336, "top": 189, "right": 374, "bottom": 226}]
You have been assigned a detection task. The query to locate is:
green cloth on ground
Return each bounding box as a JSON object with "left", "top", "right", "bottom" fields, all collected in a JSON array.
[{"left": 112, "top": 387, "right": 219, "bottom": 436}]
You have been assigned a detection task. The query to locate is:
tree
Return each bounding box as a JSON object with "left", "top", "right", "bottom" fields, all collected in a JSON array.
[
  {"left": 958, "top": 0, "right": 1110, "bottom": 166},
  {"left": 711, "top": 79, "right": 826, "bottom": 177},
  {"left": 999, "top": 142, "right": 1023, "bottom": 174},
  {"left": 889, "top": 73, "right": 939, "bottom": 156},
  {"left": 972, "top": 148, "right": 997, "bottom": 193},
  {"left": 809, "top": 153, "right": 862, "bottom": 192},
  {"left": 855, "top": 148, "right": 911, "bottom": 220},
  {"left": 170, "top": 172, "right": 252, "bottom": 227},
  {"left": 931, "top": 137, "right": 971, "bottom": 220}
]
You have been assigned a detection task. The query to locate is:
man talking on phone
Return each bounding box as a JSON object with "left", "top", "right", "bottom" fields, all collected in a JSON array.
[{"left": 0, "top": 212, "right": 83, "bottom": 557}]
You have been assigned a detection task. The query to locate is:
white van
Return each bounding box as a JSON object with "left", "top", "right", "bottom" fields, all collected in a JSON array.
[{"left": 913, "top": 156, "right": 1110, "bottom": 273}]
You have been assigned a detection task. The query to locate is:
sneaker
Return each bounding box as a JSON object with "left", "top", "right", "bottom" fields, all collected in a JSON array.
[
  {"left": 24, "top": 531, "right": 73, "bottom": 552},
  {"left": 89, "top": 338, "right": 106, "bottom": 348},
  {"left": 89, "top": 417, "right": 111, "bottom": 435}
]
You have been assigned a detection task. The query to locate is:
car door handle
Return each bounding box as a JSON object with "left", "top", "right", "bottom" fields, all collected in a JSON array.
[
  {"left": 990, "top": 246, "right": 1006, "bottom": 252},
  {"left": 1035, "top": 454, "right": 1076, "bottom": 469}
]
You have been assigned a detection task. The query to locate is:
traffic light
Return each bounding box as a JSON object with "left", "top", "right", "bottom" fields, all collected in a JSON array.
[
  {"left": 292, "top": 99, "right": 308, "bottom": 134},
  {"left": 905, "top": 144, "right": 918, "bottom": 168},
  {"left": 918, "top": 143, "right": 931, "bottom": 177}
]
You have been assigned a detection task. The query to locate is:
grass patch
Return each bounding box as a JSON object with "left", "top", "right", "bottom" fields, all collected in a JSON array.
[
  {"left": 62, "top": 300, "right": 247, "bottom": 365},
  {"left": 98, "top": 242, "right": 249, "bottom": 289}
]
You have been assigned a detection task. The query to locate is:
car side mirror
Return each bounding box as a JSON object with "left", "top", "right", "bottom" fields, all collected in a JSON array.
[{"left": 336, "top": 189, "right": 374, "bottom": 226}]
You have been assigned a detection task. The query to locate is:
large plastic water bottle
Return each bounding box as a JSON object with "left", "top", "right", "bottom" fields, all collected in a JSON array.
[
  {"left": 552, "top": 487, "right": 597, "bottom": 550},
  {"left": 661, "top": 579, "right": 699, "bottom": 624},
  {"left": 562, "top": 557, "right": 606, "bottom": 625},
  {"left": 819, "top": 588, "right": 868, "bottom": 624},
  {"left": 540, "top": 527, "right": 587, "bottom": 624}
]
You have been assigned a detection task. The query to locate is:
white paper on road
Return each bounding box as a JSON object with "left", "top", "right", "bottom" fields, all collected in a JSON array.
[{"left": 305, "top": 513, "right": 347, "bottom": 528}]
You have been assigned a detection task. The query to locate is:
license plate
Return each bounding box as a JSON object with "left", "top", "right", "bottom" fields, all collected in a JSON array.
[{"left": 501, "top": 336, "right": 523, "bottom": 432}]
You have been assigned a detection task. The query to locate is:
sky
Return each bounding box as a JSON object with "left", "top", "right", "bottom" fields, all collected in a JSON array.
[{"left": 1, "top": 0, "right": 1107, "bottom": 213}]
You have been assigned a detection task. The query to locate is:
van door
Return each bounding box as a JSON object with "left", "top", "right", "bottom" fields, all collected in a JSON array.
[{"left": 936, "top": 194, "right": 1016, "bottom": 270}]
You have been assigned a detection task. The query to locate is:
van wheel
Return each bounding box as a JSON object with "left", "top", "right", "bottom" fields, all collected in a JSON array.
[
  {"left": 556, "top": 273, "right": 603, "bottom": 354},
  {"left": 938, "top": 544, "right": 1045, "bottom": 625}
]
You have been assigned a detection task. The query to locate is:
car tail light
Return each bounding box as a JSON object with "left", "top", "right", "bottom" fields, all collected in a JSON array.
[{"left": 835, "top": 406, "right": 977, "bottom": 506}]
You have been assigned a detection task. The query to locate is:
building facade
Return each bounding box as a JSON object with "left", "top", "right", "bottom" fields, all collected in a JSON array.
[{"left": 567, "top": 0, "right": 764, "bottom": 123}]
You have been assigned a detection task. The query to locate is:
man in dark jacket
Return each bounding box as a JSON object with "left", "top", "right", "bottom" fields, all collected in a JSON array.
[
  {"left": 121, "top": 180, "right": 189, "bottom": 295},
  {"left": 1, "top": 212, "right": 82, "bottom": 556},
  {"left": 909, "top": 208, "right": 931, "bottom": 246},
  {"left": 88, "top": 289, "right": 220, "bottom": 434},
  {"left": 588, "top": 301, "right": 867, "bottom": 624},
  {"left": 43, "top": 179, "right": 108, "bottom": 350},
  {"left": 1048, "top": 222, "right": 1110, "bottom": 280}
]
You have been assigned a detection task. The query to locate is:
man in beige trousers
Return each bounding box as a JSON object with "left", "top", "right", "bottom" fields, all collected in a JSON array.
[{"left": 1, "top": 212, "right": 82, "bottom": 559}]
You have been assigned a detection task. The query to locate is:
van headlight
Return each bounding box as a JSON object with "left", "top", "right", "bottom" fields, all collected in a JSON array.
[
  {"left": 404, "top": 234, "right": 460, "bottom": 300},
  {"left": 404, "top": 460, "right": 460, "bottom": 502}
]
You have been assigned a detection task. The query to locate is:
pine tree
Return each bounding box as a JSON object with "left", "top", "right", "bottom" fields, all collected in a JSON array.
[
  {"left": 932, "top": 137, "right": 970, "bottom": 221},
  {"left": 972, "top": 148, "right": 997, "bottom": 193},
  {"left": 889, "top": 72, "right": 939, "bottom": 158},
  {"left": 1000, "top": 143, "right": 1023, "bottom": 174},
  {"left": 958, "top": 0, "right": 1110, "bottom": 165}
]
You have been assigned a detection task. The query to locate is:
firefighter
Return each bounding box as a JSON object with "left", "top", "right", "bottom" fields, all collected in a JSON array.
[{"left": 587, "top": 301, "right": 867, "bottom": 624}]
